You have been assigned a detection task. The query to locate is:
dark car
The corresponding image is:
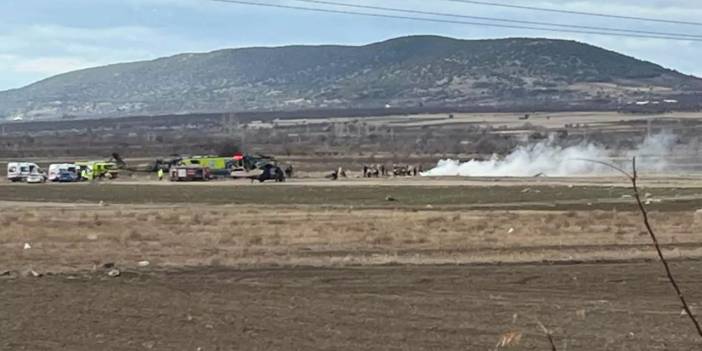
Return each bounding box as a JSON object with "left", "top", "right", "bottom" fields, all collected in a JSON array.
[
  {"left": 57, "top": 171, "right": 79, "bottom": 182},
  {"left": 254, "top": 164, "right": 285, "bottom": 182}
]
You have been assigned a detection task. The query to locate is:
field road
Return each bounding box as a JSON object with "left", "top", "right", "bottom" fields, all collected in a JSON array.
[{"left": 3, "top": 180, "right": 702, "bottom": 211}]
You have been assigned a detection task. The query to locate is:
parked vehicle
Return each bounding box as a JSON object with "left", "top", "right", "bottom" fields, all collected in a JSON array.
[
  {"left": 169, "top": 165, "right": 212, "bottom": 181},
  {"left": 181, "top": 153, "right": 276, "bottom": 177},
  {"left": 230, "top": 153, "right": 278, "bottom": 179},
  {"left": 26, "top": 172, "right": 46, "bottom": 184},
  {"left": 75, "top": 161, "right": 119, "bottom": 180},
  {"left": 110, "top": 153, "right": 180, "bottom": 173},
  {"left": 178, "top": 155, "right": 235, "bottom": 177},
  {"left": 57, "top": 171, "right": 79, "bottom": 182},
  {"left": 6, "top": 162, "right": 41, "bottom": 182},
  {"left": 252, "top": 164, "right": 286, "bottom": 183},
  {"left": 48, "top": 163, "right": 78, "bottom": 181}
]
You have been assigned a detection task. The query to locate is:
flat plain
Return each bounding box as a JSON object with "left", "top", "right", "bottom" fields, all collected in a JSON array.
[
  {"left": 2, "top": 177, "right": 702, "bottom": 350},
  {"left": 4, "top": 110, "right": 702, "bottom": 350}
]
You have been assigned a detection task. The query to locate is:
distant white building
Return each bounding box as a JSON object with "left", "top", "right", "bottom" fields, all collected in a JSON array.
[{"left": 247, "top": 120, "right": 274, "bottom": 129}]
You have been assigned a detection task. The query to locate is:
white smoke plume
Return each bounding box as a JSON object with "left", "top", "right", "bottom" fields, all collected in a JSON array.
[{"left": 422, "top": 133, "right": 675, "bottom": 177}]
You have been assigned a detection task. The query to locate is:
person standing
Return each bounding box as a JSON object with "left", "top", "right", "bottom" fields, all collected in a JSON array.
[{"left": 157, "top": 168, "right": 164, "bottom": 181}]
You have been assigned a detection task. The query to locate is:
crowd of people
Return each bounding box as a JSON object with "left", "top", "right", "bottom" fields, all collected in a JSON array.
[
  {"left": 362, "top": 164, "right": 423, "bottom": 177},
  {"left": 327, "top": 164, "right": 424, "bottom": 180}
]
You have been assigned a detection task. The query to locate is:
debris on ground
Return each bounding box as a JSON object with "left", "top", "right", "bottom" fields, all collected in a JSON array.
[
  {"left": 507, "top": 227, "right": 515, "bottom": 234},
  {"left": 107, "top": 268, "right": 121, "bottom": 277},
  {"left": 496, "top": 330, "right": 522, "bottom": 348},
  {"left": 22, "top": 269, "right": 42, "bottom": 278},
  {"left": 385, "top": 196, "right": 397, "bottom": 202},
  {"left": 102, "top": 262, "right": 115, "bottom": 269},
  {"left": 0, "top": 270, "right": 16, "bottom": 279},
  {"left": 137, "top": 260, "right": 150, "bottom": 267},
  {"left": 645, "top": 198, "right": 662, "bottom": 205},
  {"left": 23, "top": 242, "right": 31, "bottom": 250},
  {"left": 87, "top": 234, "right": 99, "bottom": 241}
]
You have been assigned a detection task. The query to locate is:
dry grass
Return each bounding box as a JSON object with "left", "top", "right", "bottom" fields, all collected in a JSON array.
[{"left": 1, "top": 204, "right": 701, "bottom": 273}]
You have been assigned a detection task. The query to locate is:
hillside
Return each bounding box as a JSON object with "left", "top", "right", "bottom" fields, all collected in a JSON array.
[{"left": 1, "top": 35, "right": 701, "bottom": 119}]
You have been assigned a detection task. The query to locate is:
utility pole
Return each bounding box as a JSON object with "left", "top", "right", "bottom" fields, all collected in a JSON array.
[{"left": 647, "top": 117, "right": 653, "bottom": 137}]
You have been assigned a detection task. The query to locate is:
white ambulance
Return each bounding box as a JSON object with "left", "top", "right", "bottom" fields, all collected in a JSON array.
[
  {"left": 48, "top": 163, "right": 78, "bottom": 181},
  {"left": 6, "top": 162, "right": 41, "bottom": 182}
]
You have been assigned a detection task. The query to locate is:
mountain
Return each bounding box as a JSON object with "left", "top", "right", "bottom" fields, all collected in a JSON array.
[{"left": 1, "top": 35, "right": 701, "bottom": 119}]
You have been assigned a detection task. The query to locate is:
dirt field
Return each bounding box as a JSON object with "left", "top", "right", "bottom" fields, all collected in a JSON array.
[
  {"left": 3, "top": 180, "right": 702, "bottom": 211},
  {"left": 4, "top": 201, "right": 702, "bottom": 272},
  {"left": 3, "top": 263, "right": 701, "bottom": 351},
  {"left": 3, "top": 180, "right": 702, "bottom": 350}
]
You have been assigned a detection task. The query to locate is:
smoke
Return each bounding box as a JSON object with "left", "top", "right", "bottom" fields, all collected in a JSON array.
[{"left": 422, "top": 133, "right": 675, "bottom": 177}]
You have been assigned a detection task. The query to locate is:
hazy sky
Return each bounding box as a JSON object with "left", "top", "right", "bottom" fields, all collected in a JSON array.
[{"left": 1, "top": 0, "right": 701, "bottom": 90}]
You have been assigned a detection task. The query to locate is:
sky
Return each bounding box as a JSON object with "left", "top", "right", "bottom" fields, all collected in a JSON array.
[{"left": 1, "top": 0, "right": 701, "bottom": 91}]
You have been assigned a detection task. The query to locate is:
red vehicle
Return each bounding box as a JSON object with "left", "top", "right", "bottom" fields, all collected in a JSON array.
[{"left": 169, "top": 165, "right": 212, "bottom": 181}]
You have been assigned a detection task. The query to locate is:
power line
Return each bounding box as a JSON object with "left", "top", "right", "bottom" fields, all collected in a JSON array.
[
  {"left": 207, "top": 0, "right": 702, "bottom": 42},
  {"left": 293, "top": 0, "right": 702, "bottom": 39},
  {"left": 441, "top": 0, "right": 702, "bottom": 26}
]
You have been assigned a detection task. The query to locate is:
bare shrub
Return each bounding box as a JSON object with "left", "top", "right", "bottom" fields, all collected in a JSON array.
[
  {"left": 367, "top": 233, "right": 393, "bottom": 245},
  {"left": 160, "top": 212, "right": 182, "bottom": 225},
  {"left": 247, "top": 235, "right": 263, "bottom": 246},
  {"left": 190, "top": 213, "right": 204, "bottom": 226},
  {"left": 93, "top": 214, "right": 103, "bottom": 227},
  {"left": 127, "top": 229, "right": 143, "bottom": 241},
  {"left": 424, "top": 216, "right": 448, "bottom": 225}
]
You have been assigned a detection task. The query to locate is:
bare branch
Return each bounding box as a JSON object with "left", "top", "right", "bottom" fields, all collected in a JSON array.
[
  {"left": 536, "top": 321, "right": 558, "bottom": 351},
  {"left": 628, "top": 157, "right": 702, "bottom": 337},
  {"left": 580, "top": 157, "right": 702, "bottom": 337}
]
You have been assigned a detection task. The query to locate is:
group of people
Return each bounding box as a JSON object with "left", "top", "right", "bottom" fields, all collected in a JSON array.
[
  {"left": 362, "top": 164, "right": 385, "bottom": 178},
  {"left": 361, "top": 164, "right": 423, "bottom": 178},
  {"left": 327, "top": 167, "right": 348, "bottom": 180}
]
